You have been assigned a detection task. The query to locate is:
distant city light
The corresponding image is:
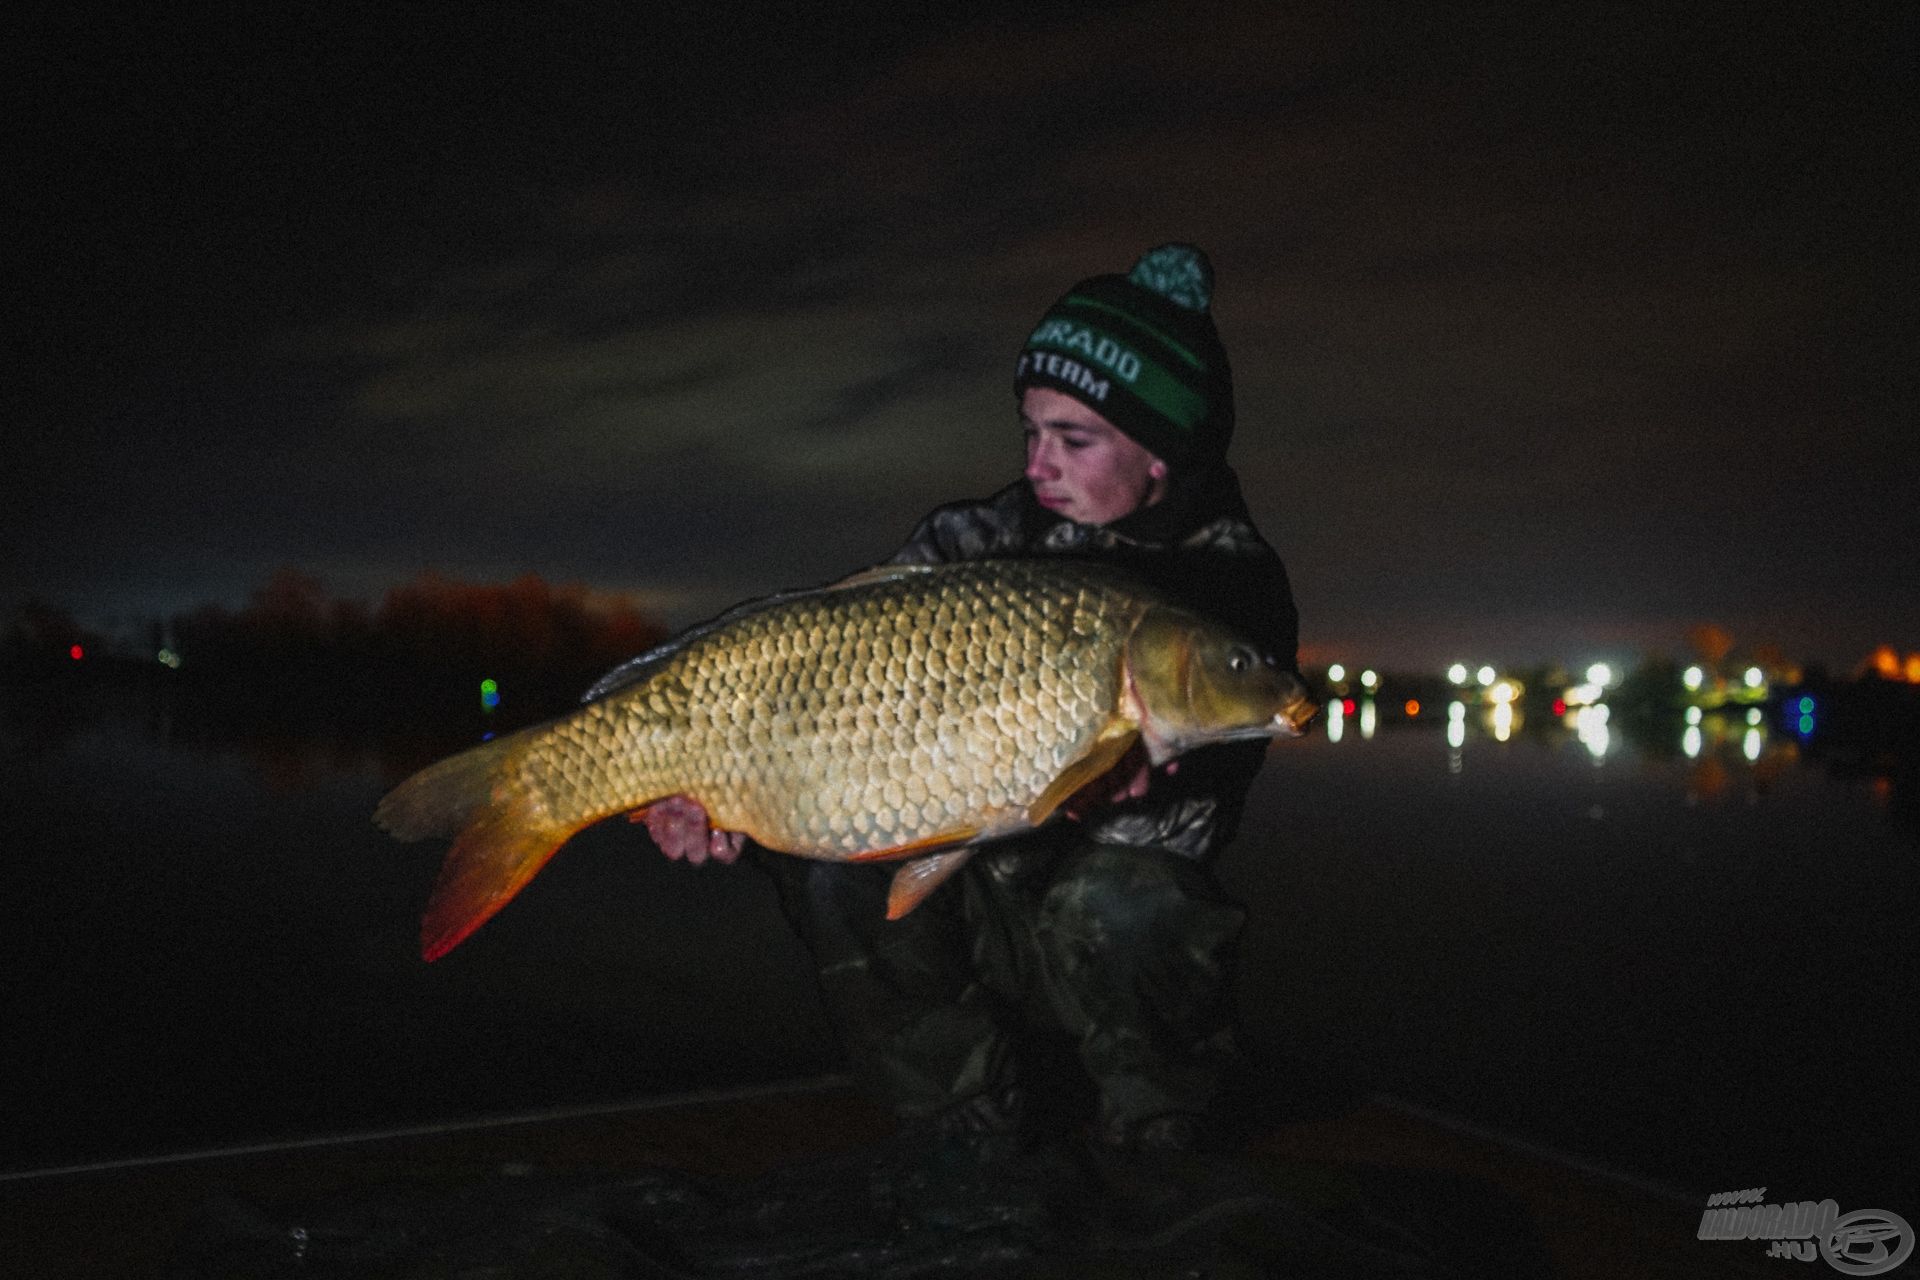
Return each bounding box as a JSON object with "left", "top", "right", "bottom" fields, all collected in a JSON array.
[
  {"left": 1746, "top": 708, "right": 1762, "bottom": 726},
  {"left": 1447, "top": 715, "right": 1466, "bottom": 749},
  {"left": 1327, "top": 664, "right": 1346, "bottom": 683},
  {"left": 1562, "top": 682, "right": 1602, "bottom": 707},
  {"left": 1359, "top": 698, "right": 1377, "bottom": 740},
  {"left": 1476, "top": 665, "right": 1496, "bottom": 686},
  {"left": 157, "top": 648, "right": 181, "bottom": 669},
  {"left": 1447, "top": 663, "right": 1468, "bottom": 685},
  {"left": 1586, "top": 663, "right": 1613, "bottom": 687},
  {"left": 1491, "top": 702, "right": 1514, "bottom": 742},
  {"left": 1683, "top": 726, "right": 1703, "bottom": 758},
  {"left": 1743, "top": 667, "right": 1765, "bottom": 689},
  {"left": 1682, "top": 666, "right": 1704, "bottom": 691},
  {"left": 1360, "top": 669, "right": 1378, "bottom": 690},
  {"left": 1743, "top": 727, "right": 1762, "bottom": 761},
  {"left": 1797, "top": 696, "right": 1815, "bottom": 714},
  {"left": 1488, "top": 680, "right": 1519, "bottom": 704},
  {"left": 69, "top": 644, "right": 83, "bottom": 661},
  {"left": 1326, "top": 698, "right": 1344, "bottom": 744},
  {"left": 1342, "top": 698, "right": 1356, "bottom": 715},
  {"left": 1685, "top": 706, "right": 1703, "bottom": 725},
  {"left": 1797, "top": 714, "right": 1815, "bottom": 736},
  {"left": 1404, "top": 699, "right": 1420, "bottom": 717},
  {"left": 1865, "top": 646, "right": 1920, "bottom": 683},
  {"left": 480, "top": 677, "right": 501, "bottom": 711}
]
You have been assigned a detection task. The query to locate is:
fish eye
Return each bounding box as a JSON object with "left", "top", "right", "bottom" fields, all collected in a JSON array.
[{"left": 1228, "top": 648, "right": 1254, "bottom": 673}]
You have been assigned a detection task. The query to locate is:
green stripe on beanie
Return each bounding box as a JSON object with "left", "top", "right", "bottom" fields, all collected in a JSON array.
[
  {"left": 1022, "top": 321, "right": 1209, "bottom": 428},
  {"left": 1014, "top": 243, "right": 1234, "bottom": 467},
  {"left": 1059, "top": 294, "right": 1205, "bottom": 371}
]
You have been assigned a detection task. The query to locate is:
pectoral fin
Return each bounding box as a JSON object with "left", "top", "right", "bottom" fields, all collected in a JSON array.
[
  {"left": 1025, "top": 718, "right": 1141, "bottom": 826},
  {"left": 886, "top": 849, "right": 976, "bottom": 919}
]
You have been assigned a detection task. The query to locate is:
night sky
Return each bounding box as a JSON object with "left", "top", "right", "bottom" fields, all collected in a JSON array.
[{"left": 15, "top": 2, "right": 1915, "bottom": 671}]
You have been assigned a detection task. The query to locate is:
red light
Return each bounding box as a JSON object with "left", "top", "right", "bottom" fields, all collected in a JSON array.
[
  {"left": 1342, "top": 698, "right": 1356, "bottom": 715},
  {"left": 69, "top": 644, "right": 84, "bottom": 661},
  {"left": 1552, "top": 698, "right": 1566, "bottom": 715},
  {"left": 1404, "top": 700, "right": 1420, "bottom": 717}
]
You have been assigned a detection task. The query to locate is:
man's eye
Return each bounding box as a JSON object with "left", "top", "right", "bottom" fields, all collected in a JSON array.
[{"left": 1060, "top": 437, "right": 1090, "bottom": 451}]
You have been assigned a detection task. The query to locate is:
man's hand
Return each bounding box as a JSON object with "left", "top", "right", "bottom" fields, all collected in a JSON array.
[
  {"left": 630, "top": 795, "right": 745, "bottom": 865},
  {"left": 1061, "top": 741, "right": 1178, "bottom": 821}
]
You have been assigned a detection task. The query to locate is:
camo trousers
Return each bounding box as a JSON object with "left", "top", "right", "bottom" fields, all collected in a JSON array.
[{"left": 765, "top": 836, "right": 1249, "bottom": 1141}]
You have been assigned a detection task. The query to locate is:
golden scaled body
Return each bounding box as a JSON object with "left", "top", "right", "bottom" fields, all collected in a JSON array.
[
  {"left": 548, "top": 559, "right": 1131, "bottom": 857},
  {"left": 377, "top": 559, "right": 1313, "bottom": 960}
]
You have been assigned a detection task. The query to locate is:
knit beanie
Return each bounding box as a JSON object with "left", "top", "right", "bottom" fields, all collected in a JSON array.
[{"left": 1013, "top": 243, "right": 1235, "bottom": 467}]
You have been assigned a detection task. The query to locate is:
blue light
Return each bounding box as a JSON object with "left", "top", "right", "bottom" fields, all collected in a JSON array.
[
  {"left": 1797, "top": 714, "right": 1814, "bottom": 736},
  {"left": 1797, "top": 695, "right": 1814, "bottom": 714},
  {"left": 481, "top": 677, "right": 501, "bottom": 711}
]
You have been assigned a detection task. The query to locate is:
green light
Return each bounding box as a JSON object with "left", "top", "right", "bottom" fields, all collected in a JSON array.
[{"left": 480, "top": 678, "right": 501, "bottom": 711}]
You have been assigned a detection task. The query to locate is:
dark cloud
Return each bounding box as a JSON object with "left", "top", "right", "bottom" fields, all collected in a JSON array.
[{"left": 13, "top": 2, "right": 1913, "bottom": 670}]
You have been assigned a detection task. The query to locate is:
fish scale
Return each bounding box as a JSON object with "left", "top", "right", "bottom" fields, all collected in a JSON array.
[
  {"left": 377, "top": 558, "right": 1314, "bottom": 960},
  {"left": 522, "top": 560, "right": 1121, "bottom": 859}
]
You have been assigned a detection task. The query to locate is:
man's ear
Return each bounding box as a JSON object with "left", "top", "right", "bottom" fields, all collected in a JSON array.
[{"left": 1148, "top": 459, "right": 1168, "bottom": 479}]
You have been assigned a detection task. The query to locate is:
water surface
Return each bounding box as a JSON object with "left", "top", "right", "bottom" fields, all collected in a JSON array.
[{"left": 5, "top": 682, "right": 1913, "bottom": 1206}]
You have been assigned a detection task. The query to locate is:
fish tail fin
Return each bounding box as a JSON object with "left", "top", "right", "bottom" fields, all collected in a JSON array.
[
  {"left": 419, "top": 805, "right": 573, "bottom": 961},
  {"left": 374, "top": 735, "right": 519, "bottom": 841},
  {"left": 374, "top": 733, "right": 577, "bottom": 962}
]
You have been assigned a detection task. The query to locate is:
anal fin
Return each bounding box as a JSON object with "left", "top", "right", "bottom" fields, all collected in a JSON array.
[{"left": 886, "top": 849, "right": 976, "bottom": 920}]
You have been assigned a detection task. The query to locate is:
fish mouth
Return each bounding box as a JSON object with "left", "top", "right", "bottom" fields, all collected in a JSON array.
[{"left": 1273, "top": 693, "right": 1319, "bottom": 736}]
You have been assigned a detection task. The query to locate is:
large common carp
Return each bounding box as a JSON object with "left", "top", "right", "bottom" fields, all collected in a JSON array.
[{"left": 376, "top": 559, "right": 1315, "bottom": 961}]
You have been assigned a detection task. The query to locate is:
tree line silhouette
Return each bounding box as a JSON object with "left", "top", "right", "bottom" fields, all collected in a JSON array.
[{"left": 4, "top": 567, "right": 672, "bottom": 721}]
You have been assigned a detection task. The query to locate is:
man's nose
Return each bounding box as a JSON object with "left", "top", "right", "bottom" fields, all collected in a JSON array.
[{"left": 1025, "top": 442, "right": 1057, "bottom": 479}]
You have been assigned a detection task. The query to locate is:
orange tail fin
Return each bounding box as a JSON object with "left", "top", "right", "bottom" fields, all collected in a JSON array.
[
  {"left": 419, "top": 806, "right": 573, "bottom": 961},
  {"left": 375, "top": 733, "right": 577, "bottom": 962}
]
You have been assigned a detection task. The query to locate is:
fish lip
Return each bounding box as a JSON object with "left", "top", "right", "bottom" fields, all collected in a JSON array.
[{"left": 1274, "top": 695, "right": 1319, "bottom": 735}]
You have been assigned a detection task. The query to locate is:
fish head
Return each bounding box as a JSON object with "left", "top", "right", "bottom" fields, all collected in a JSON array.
[{"left": 1125, "top": 607, "right": 1318, "bottom": 763}]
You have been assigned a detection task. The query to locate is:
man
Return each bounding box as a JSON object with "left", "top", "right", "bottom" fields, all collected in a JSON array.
[{"left": 640, "top": 244, "right": 1299, "bottom": 1163}]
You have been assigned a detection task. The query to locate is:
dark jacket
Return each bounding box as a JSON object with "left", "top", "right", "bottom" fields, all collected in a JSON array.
[{"left": 885, "top": 467, "right": 1298, "bottom": 859}]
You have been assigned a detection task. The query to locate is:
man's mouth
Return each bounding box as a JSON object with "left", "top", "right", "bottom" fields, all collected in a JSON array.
[{"left": 1034, "top": 492, "right": 1070, "bottom": 510}]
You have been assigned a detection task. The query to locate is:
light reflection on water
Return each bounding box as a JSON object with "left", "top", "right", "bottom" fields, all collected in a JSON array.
[{"left": 1310, "top": 696, "right": 1836, "bottom": 806}]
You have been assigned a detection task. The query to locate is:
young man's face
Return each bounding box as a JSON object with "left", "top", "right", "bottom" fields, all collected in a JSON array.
[{"left": 1021, "top": 387, "right": 1168, "bottom": 526}]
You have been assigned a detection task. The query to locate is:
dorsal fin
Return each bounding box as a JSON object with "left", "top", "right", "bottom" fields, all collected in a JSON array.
[{"left": 580, "top": 563, "right": 939, "bottom": 703}]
